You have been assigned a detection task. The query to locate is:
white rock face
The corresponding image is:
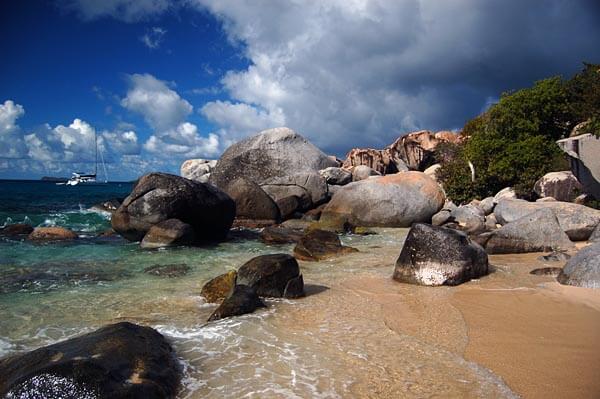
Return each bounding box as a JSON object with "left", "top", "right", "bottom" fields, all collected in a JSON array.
[
  {"left": 493, "top": 187, "right": 517, "bottom": 203},
  {"left": 180, "top": 159, "right": 218, "bottom": 183}
]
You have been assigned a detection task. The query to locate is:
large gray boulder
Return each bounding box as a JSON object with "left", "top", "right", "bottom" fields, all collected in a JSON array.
[
  {"left": 210, "top": 127, "right": 337, "bottom": 207},
  {"left": 449, "top": 204, "right": 485, "bottom": 234},
  {"left": 112, "top": 173, "right": 235, "bottom": 242},
  {"left": 494, "top": 199, "right": 600, "bottom": 241},
  {"left": 180, "top": 159, "right": 217, "bottom": 183},
  {"left": 352, "top": 165, "right": 381, "bottom": 181},
  {"left": 393, "top": 223, "right": 488, "bottom": 286},
  {"left": 485, "top": 208, "right": 575, "bottom": 254},
  {"left": 590, "top": 223, "right": 600, "bottom": 242},
  {"left": 558, "top": 242, "right": 600, "bottom": 288},
  {"left": 534, "top": 171, "right": 582, "bottom": 202},
  {"left": 0, "top": 322, "right": 180, "bottom": 399},
  {"left": 221, "top": 178, "right": 281, "bottom": 225},
  {"left": 260, "top": 172, "right": 329, "bottom": 210},
  {"left": 320, "top": 172, "right": 445, "bottom": 228}
]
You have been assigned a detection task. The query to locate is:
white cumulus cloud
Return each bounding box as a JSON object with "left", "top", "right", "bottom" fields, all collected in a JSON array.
[
  {"left": 0, "top": 100, "right": 27, "bottom": 158},
  {"left": 140, "top": 26, "right": 167, "bottom": 49}
]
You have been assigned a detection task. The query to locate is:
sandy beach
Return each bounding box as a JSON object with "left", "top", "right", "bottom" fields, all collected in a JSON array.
[{"left": 292, "top": 240, "right": 600, "bottom": 398}]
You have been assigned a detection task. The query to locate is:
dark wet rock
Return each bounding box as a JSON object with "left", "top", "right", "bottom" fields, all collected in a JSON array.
[
  {"left": 485, "top": 208, "right": 575, "bottom": 254},
  {"left": 237, "top": 254, "right": 304, "bottom": 298},
  {"left": 207, "top": 285, "right": 266, "bottom": 321},
  {"left": 530, "top": 267, "right": 563, "bottom": 276},
  {"left": 140, "top": 219, "right": 196, "bottom": 249},
  {"left": 97, "top": 228, "right": 118, "bottom": 237},
  {"left": 293, "top": 229, "right": 358, "bottom": 261},
  {"left": 319, "top": 167, "right": 352, "bottom": 185},
  {"left": 320, "top": 172, "right": 445, "bottom": 228},
  {"left": 538, "top": 251, "right": 572, "bottom": 262},
  {"left": 112, "top": 172, "right": 235, "bottom": 243},
  {"left": 534, "top": 171, "right": 582, "bottom": 202},
  {"left": 0, "top": 223, "right": 34, "bottom": 237},
  {"left": 260, "top": 226, "right": 304, "bottom": 244},
  {"left": 222, "top": 178, "right": 281, "bottom": 226},
  {"left": 143, "top": 264, "right": 191, "bottom": 278},
  {"left": 276, "top": 195, "right": 302, "bottom": 220},
  {"left": 200, "top": 270, "right": 237, "bottom": 303},
  {"left": 210, "top": 127, "right": 337, "bottom": 207},
  {"left": 557, "top": 242, "right": 600, "bottom": 288},
  {"left": 393, "top": 223, "right": 489, "bottom": 286},
  {"left": 494, "top": 199, "right": 600, "bottom": 241},
  {"left": 27, "top": 227, "right": 78, "bottom": 241},
  {"left": 0, "top": 322, "right": 180, "bottom": 399},
  {"left": 302, "top": 204, "right": 326, "bottom": 222}
]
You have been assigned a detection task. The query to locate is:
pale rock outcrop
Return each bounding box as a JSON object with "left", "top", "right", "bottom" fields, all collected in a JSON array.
[
  {"left": 320, "top": 171, "right": 445, "bottom": 228},
  {"left": 533, "top": 171, "right": 582, "bottom": 202},
  {"left": 180, "top": 159, "right": 217, "bottom": 183}
]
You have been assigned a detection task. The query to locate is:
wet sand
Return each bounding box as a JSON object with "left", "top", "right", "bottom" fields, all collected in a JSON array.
[{"left": 322, "top": 242, "right": 600, "bottom": 398}]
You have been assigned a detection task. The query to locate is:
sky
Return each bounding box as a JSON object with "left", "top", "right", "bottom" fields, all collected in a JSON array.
[{"left": 1, "top": 0, "right": 599, "bottom": 180}]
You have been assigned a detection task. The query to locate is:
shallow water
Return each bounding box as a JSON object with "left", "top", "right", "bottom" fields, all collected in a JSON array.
[{"left": 0, "top": 181, "right": 517, "bottom": 398}]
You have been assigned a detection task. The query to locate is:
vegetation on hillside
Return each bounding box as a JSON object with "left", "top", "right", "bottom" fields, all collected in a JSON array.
[{"left": 437, "top": 62, "right": 600, "bottom": 203}]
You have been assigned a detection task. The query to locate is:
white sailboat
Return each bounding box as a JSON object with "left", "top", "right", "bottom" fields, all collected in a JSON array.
[{"left": 58, "top": 132, "right": 108, "bottom": 186}]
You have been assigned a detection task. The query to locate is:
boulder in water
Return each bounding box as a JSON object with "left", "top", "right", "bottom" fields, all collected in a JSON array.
[
  {"left": 260, "top": 226, "right": 304, "bottom": 244},
  {"left": 201, "top": 270, "right": 237, "bottom": 303},
  {"left": 237, "top": 254, "right": 304, "bottom": 298},
  {"left": 208, "top": 285, "right": 266, "bottom": 321},
  {"left": 143, "top": 263, "right": 191, "bottom": 278},
  {"left": 28, "top": 227, "right": 78, "bottom": 241},
  {"left": 112, "top": 172, "right": 235, "bottom": 243},
  {"left": 293, "top": 229, "right": 358, "bottom": 261},
  {"left": 0, "top": 223, "right": 34, "bottom": 237},
  {"left": 393, "top": 223, "right": 488, "bottom": 286},
  {"left": 0, "top": 322, "right": 180, "bottom": 399}
]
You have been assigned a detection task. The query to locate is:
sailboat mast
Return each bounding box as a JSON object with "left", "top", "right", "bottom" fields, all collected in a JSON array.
[{"left": 94, "top": 131, "right": 98, "bottom": 176}]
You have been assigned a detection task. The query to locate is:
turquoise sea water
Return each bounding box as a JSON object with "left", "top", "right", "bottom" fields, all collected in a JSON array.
[{"left": 0, "top": 180, "right": 516, "bottom": 398}]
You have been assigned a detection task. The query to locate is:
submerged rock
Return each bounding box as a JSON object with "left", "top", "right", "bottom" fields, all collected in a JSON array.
[
  {"left": 293, "top": 229, "right": 358, "bottom": 261},
  {"left": 237, "top": 254, "right": 304, "bottom": 298},
  {"left": 320, "top": 172, "right": 445, "bottom": 228},
  {"left": 393, "top": 223, "right": 488, "bottom": 286},
  {"left": 557, "top": 242, "right": 600, "bottom": 288},
  {"left": 538, "top": 251, "right": 571, "bottom": 262},
  {"left": 260, "top": 226, "right": 304, "bottom": 244},
  {"left": 485, "top": 208, "right": 575, "bottom": 254},
  {"left": 143, "top": 264, "right": 191, "bottom": 278},
  {"left": 0, "top": 322, "right": 180, "bottom": 399},
  {"left": 201, "top": 271, "right": 237, "bottom": 303},
  {"left": 530, "top": 267, "right": 563, "bottom": 276},
  {"left": 0, "top": 223, "right": 34, "bottom": 237},
  {"left": 112, "top": 172, "right": 235, "bottom": 243},
  {"left": 140, "top": 219, "right": 196, "bottom": 249},
  {"left": 27, "top": 227, "right": 78, "bottom": 241},
  {"left": 208, "top": 285, "right": 266, "bottom": 321},
  {"left": 494, "top": 199, "right": 600, "bottom": 241}
]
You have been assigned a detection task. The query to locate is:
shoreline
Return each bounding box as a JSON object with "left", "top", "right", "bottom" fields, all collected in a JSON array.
[{"left": 310, "top": 244, "right": 600, "bottom": 398}]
